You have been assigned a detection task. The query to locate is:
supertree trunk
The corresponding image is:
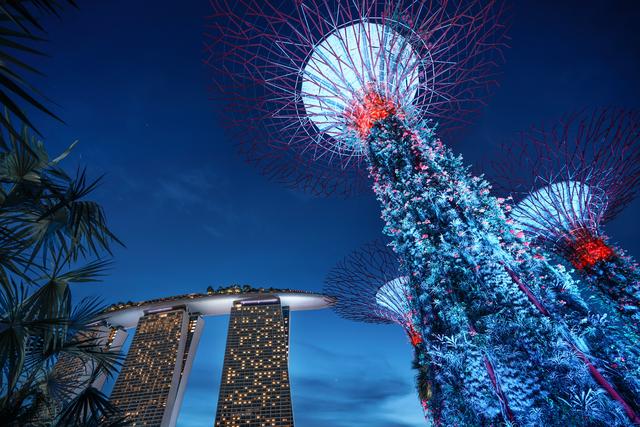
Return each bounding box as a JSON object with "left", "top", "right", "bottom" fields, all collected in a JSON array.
[
  {"left": 366, "top": 114, "right": 640, "bottom": 425},
  {"left": 578, "top": 245, "right": 640, "bottom": 406}
]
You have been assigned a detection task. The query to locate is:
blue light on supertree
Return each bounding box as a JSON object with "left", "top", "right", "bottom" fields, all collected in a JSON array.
[
  {"left": 324, "top": 241, "right": 416, "bottom": 334},
  {"left": 207, "top": 1, "right": 640, "bottom": 424}
]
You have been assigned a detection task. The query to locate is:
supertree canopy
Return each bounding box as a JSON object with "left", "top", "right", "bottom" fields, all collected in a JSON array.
[
  {"left": 207, "top": 0, "right": 505, "bottom": 196},
  {"left": 493, "top": 108, "right": 640, "bottom": 323},
  {"left": 207, "top": 1, "right": 640, "bottom": 424},
  {"left": 324, "top": 240, "right": 420, "bottom": 343}
]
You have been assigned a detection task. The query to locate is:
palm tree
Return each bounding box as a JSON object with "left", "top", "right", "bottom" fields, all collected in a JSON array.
[
  {"left": 0, "top": 3, "right": 127, "bottom": 424},
  {"left": 0, "top": 118, "right": 126, "bottom": 426}
]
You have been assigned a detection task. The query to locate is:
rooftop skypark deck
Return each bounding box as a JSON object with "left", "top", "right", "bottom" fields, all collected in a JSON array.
[{"left": 101, "top": 285, "right": 332, "bottom": 328}]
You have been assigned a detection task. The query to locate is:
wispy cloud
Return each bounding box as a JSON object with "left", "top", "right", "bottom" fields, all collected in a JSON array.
[
  {"left": 151, "top": 168, "right": 258, "bottom": 238},
  {"left": 153, "top": 168, "right": 225, "bottom": 211},
  {"left": 292, "top": 372, "right": 420, "bottom": 427},
  {"left": 203, "top": 224, "right": 224, "bottom": 238},
  {"left": 290, "top": 340, "right": 423, "bottom": 427}
]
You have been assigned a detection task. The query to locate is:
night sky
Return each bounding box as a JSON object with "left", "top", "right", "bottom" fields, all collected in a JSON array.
[{"left": 29, "top": 1, "right": 640, "bottom": 426}]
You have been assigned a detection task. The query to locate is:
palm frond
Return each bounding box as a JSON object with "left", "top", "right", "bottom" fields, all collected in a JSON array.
[
  {"left": 32, "top": 170, "right": 123, "bottom": 261},
  {"left": 0, "top": 135, "right": 119, "bottom": 265},
  {"left": 52, "top": 259, "right": 112, "bottom": 284},
  {"left": 0, "top": 226, "right": 30, "bottom": 281},
  {"left": 0, "top": 281, "right": 122, "bottom": 423},
  {"left": 36, "top": 359, "right": 86, "bottom": 408},
  {"left": 54, "top": 376, "right": 128, "bottom": 427},
  {"left": 67, "top": 297, "right": 106, "bottom": 331},
  {"left": 56, "top": 336, "right": 123, "bottom": 383},
  {"left": 0, "top": 0, "right": 76, "bottom": 140},
  {"left": 0, "top": 280, "right": 29, "bottom": 393},
  {"left": 0, "top": 1, "right": 77, "bottom": 33}
]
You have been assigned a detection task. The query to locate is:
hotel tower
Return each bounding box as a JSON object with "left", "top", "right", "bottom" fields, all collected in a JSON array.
[
  {"left": 214, "top": 297, "right": 294, "bottom": 426},
  {"left": 109, "top": 307, "right": 203, "bottom": 427}
]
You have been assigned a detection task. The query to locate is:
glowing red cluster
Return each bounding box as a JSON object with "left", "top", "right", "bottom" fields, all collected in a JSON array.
[
  {"left": 408, "top": 323, "right": 423, "bottom": 346},
  {"left": 346, "top": 91, "right": 397, "bottom": 138},
  {"left": 569, "top": 235, "right": 615, "bottom": 270}
]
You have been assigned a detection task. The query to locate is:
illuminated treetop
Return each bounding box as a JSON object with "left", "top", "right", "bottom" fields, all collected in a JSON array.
[
  {"left": 206, "top": 0, "right": 507, "bottom": 195},
  {"left": 492, "top": 108, "right": 640, "bottom": 260},
  {"left": 324, "top": 240, "right": 406, "bottom": 324}
]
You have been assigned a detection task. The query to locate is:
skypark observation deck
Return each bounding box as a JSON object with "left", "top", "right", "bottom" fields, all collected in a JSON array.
[{"left": 100, "top": 286, "right": 331, "bottom": 328}]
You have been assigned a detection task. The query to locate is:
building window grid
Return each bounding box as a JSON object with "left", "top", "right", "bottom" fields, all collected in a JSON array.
[
  {"left": 109, "top": 308, "right": 194, "bottom": 426},
  {"left": 215, "top": 301, "right": 293, "bottom": 426}
]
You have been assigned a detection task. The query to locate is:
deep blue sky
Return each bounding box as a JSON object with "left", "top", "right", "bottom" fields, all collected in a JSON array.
[{"left": 29, "top": 1, "right": 640, "bottom": 426}]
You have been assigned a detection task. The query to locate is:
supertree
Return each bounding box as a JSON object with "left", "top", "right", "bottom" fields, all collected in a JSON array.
[
  {"left": 207, "top": 1, "right": 640, "bottom": 424},
  {"left": 493, "top": 108, "right": 640, "bottom": 321},
  {"left": 206, "top": 0, "right": 505, "bottom": 196},
  {"left": 492, "top": 108, "right": 640, "bottom": 406},
  {"left": 324, "top": 240, "right": 514, "bottom": 421},
  {"left": 324, "top": 240, "right": 421, "bottom": 344}
]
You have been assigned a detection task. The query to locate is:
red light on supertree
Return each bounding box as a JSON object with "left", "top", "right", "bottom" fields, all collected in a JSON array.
[
  {"left": 407, "top": 323, "right": 423, "bottom": 346},
  {"left": 346, "top": 89, "right": 398, "bottom": 139},
  {"left": 569, "top": 232, "right": 615, "bottom": 270}
]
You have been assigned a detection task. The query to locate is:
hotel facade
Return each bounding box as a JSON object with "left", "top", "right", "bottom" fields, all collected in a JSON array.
[
  {"left": 109, "top": 308, "right": 204, "bottom": 426},
  {"left": 215, "top": 298, "right": 294, "bottom": 426}
]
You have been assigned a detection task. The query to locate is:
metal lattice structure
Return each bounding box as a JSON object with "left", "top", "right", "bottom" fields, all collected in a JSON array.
[
  {"left": 492, "top": 108, "right": 640, "bottom": 266},
  {"left": 206, "top": 0, "right": 507, "bottom": 196},
  {"left": 324, "top": 240, "right": 422, "bottom": 344}
]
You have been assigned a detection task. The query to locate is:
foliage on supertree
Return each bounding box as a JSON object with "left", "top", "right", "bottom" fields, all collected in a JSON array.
[{"left": 207, "top": 1, "right": 640, "bottom": 424}]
